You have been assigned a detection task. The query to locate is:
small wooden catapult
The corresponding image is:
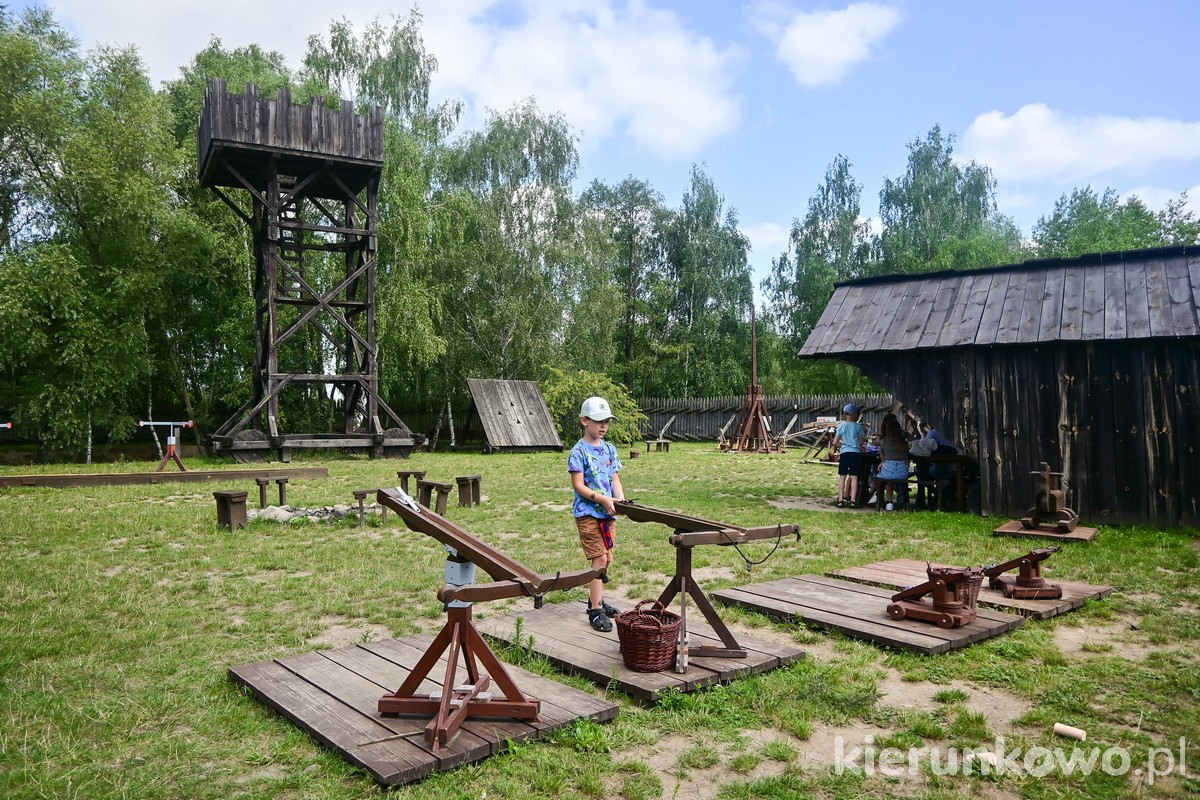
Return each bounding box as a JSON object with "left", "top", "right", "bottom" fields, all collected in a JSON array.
[
  {"left": 886, "top": 564, "right": 983, "bottom": 628},
  {"left": 138, "top": 419, "right": 194, "bottom": 472},
  {"left": 1021, "top": 462, "right": 1078, "bottom": 533},
  {"left": 375, "top": 488, "right": 601, "bottom": 750},
  {"left": 722, "top": 307, "right": 781, "bottom": 453},
  {"left": 984, "top": 547, "right": 1062, "bottom": 599},
  {"left": 615, "top": 501, "right": 799, "bottom": 663}
]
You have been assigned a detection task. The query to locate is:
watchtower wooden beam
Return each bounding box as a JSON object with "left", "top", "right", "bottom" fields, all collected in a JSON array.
[{"left": 197, "top": 79, "right": 416, "bottom": 461}]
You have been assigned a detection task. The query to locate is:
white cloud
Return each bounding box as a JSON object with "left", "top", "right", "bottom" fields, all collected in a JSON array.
[
  {"left": 743, "top": 220, "right": 791, "bottom": 261},
  {"left": 752, "top": 2, "right": 901, "bottom": 88},
  {"left": 961, "top": 103, "right": 1200, "bottom": 183},
  {"left": 1123, "top": 184, "right": 1200, "bottom": 214},
  {"left": 45, "top": 0, "right": 742, "bottom": 158}
]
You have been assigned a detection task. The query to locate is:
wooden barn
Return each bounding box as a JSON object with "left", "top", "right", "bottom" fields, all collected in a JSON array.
[
  {"left": 463, "top": 379, "right": 563, "bottom": 453},
  {"left": 800, "top": 245, "right": 1200, "bottom": 528}
]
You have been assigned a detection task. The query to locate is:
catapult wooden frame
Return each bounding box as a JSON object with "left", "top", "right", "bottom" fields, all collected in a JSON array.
[
  {"left": 984, "top": 546, "right": 1063, "bottom": 599},
  {"left": 1021, "top": 462, "right": 1079, "bottom": 533},
  {"left": 614, "top": 501, "right": 800, "bottom": 659},
  {"left": 886, "top": 565, "right": 983, "bottom": 629},
  {"left": 374, "top": 489, "right": 601, "bottom": 750}
]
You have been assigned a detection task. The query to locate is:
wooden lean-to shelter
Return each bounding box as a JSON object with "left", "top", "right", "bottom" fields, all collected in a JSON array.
[
  {"left": 463, "top": 379, "right": 563, "bottom": 453},
  {"left": 800, "top": 245, "right": 1200, "bottom": 527}
]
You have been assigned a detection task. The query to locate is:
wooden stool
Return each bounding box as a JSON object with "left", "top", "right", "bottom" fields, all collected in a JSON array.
[
  {"left": 254, "top": 475, "right": 288, "bottom": 507},
  {"left": 213, "top": 489, "right": 248, "bottom": 531},
  {"left": 455, "top": 475, "right": 482, "bottom": 507},
  {"left": 352, "top": 489, "right": 370, "bottom": 526},
  {"left": 416, "top": 479, "right": 453, "bottom": 515},
  {"left": 396, "top": 469, "right": 426, "bottom": 495}
]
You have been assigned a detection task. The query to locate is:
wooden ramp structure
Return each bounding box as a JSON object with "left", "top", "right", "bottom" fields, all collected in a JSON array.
[
  {"left": 229, "top": 634, "right": 618, "bottom": 786},
  {"left": 828, "top": 559, "right": 1113, "bottom": 620},
  {"left": 464, "top": 378, "right": 563, "bottom": 453},
  {"left": 712, "top": 575, "right": 1025, "bottom": 655},
  {"left": 474, "top": 602, "right": 803, "bottom": 703}
]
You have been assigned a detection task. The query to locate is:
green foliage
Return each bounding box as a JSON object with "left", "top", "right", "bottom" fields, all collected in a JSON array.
[
  {"left": 764, "top": 154, "right": 871, "bottom": 351},
  {"left": 877, "top": 125, "right": 1025, "bottom": 274},
  {"left": 1032, "top": 186, "right": 1198, "bottom": 258},
  {"left": 541, "top": 367, "right": 647, "bottom": 445}
]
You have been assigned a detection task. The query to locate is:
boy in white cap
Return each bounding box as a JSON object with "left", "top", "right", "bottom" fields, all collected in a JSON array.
[
  {"left": 831, "top": 403, "right": 865, "bottom": 507},
  {"left": 569, "top": 396, "right": 625, "bottom": 632}
]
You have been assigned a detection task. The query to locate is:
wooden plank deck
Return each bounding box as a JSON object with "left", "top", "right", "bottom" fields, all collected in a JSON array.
[
  {"left": 828, "top": 558, "right": 1113, "bottom": 621},
  {"left": 229, "top": 633, "right": 619, "bottom": 786},
  {"left": 712, "top": 575, "right": 1024, "bottom": 655},
  {"left": 0, "top": 466, "right": 329, "bottom": 489},
  {"left": 473, "top": 601, "right": 803, "bottom": 703},
  {"left": 993, "top": 519, "right": 1098, "bottom": 542}
]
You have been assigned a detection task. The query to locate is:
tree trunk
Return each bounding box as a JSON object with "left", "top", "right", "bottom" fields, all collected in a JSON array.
[{"left": 147, "top": 396, "right": 163, "bottom": 460}]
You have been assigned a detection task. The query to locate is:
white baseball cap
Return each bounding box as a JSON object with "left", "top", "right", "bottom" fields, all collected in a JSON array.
[{"left": 580, "top": 396, "right": 617, "bottom": 421}]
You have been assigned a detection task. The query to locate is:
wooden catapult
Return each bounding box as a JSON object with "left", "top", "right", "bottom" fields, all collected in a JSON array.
[
  {"left": 615, "top": 501, "right": 799, "bottom": 663},
  {"left": 984, "top": 547, "right": 1063, "bottom": 599},
  {"left": 138, "top": 419, "right": 194, "bottom": 472},
  {"left": 1021, "top": 462, "right": 1079, "bottom": 533},
  {"left": 722, "top": 307, "right": 781, "bottom": 453},
  {"left": 886, "top": 565, "right": 983, "bottom": 628},
  {"left": 374, "top": 488, "right": 601, "bottom": 750}
]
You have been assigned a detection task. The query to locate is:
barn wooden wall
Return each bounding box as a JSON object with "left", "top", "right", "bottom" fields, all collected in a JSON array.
[{"left": 854, "top": 340, "right": 1199, "bottom": 528}]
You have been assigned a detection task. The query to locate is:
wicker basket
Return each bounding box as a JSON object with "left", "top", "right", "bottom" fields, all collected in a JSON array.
[
  {"left": 927, "top": 564, "right": 985, "bottom": 609},
  {"left": 957, "top": 568, "right": 984, "bottom": 609},
  {"left": 615, "top": 600, "right": 682, "bottom": 672}
]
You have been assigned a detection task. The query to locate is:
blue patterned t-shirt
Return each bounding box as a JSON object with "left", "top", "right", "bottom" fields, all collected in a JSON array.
[{"left": 568, "top": 439, "right": 622, "bottom": 519}]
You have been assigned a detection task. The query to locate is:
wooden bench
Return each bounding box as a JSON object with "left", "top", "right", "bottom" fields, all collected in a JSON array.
[
  {"left": 643, "top": 414, "right": 676, "bottom": 453},
  {"left": 874, "top": 476, "right": 913, "bottom": 511},
  {"left": 396, "top": 470, "right": 426, "bottom": 495},
  {"left": 416, "top": 479, "right": 453, "bottom": 515},
  {"left": 455, "top": 475, "right": 482, "bottom": 507},
  {"left": 254, "top": 475, "right": 289, "bottom": 507}
]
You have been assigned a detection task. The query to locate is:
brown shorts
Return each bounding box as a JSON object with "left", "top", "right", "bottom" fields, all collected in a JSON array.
[{"left": 576, "top": 515, "right": 615, "bottom": 560}]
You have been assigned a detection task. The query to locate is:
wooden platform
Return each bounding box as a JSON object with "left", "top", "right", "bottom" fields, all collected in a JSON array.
[
  {"left": 473, "top": 601, "right": 803, "bottom": 703},
  {"left": 993, "top": 520, "right": 1098, "bottom": 541},
  {"left": 0, "top": 466, "right": 328, "bottom": 489},
  {"left": 828, "top": 559, "right": 1114, "bottom": 620},
  {"left": 229, "top": 633, "right": 618, "bottom": 786},
  {"left": 712, "top": 575, "right": 1025, "bottom": 655}
]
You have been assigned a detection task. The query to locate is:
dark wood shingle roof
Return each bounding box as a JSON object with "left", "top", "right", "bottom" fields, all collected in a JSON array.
[{"left": 800, "top": 246, "right": 1200, "bottom": 356}]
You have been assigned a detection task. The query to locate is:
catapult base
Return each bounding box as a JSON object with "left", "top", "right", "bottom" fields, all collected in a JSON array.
[
  {"left": 886, "top": 600, "right": 977, "bottom": 629},
  {"left": 229, "top": 634, "right": 618, "bottom": 786},
  {"left": 990, "top": 575, "right": 1063, "bottom": 600},
  {"left": 1020, "top": 512, "right": 1078, "bottom": 533}
]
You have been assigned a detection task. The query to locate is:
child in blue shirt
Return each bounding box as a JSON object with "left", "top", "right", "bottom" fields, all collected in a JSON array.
[
  {"left": 832, "top": 403, "right": 866, "bottom": 507},
  {"left": 568, "top": 396, "right": 625, "bottom": 632}
]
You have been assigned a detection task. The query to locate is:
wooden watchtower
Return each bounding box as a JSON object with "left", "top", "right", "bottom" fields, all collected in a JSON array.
[{"left": 198, "top": 79, "right": 418, "bottom": 461}]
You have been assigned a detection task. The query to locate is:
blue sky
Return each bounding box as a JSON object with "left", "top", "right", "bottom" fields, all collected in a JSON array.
[{"left": 19, "top": 0, "right": 1200, "bottom": 292}]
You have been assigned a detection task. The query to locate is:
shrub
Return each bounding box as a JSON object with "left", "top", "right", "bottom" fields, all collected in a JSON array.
[{"left": 541, "top": 367, "right": 647, "bottom": 446}]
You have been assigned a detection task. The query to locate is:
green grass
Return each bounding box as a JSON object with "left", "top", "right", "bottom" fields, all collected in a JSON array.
[{"left": 1, "top": 443, "right": 1198, "bottom": 799}]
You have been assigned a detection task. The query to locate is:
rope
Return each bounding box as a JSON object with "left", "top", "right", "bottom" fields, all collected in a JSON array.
[
  {"left": 528, "top": 570, "right": 562, "bottom": 609},
  {"left": 718, "top": 525, "right": 794, "bottom": 572}
]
